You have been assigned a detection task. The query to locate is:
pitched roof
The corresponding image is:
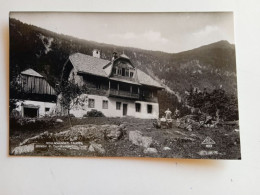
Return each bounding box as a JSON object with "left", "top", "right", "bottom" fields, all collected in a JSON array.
[
  {"left": 137, "top": 69, "right": 162, "bottom": 88},
  {"left": 21, "top": 68, "right": 43, "bottom": 77},
  {"left": 69, "top": 53, "right": 110, "bottom": 77},
  {"left": 110, "top": 77, "right": 140, "bottom": 85},
  {"left": 120, "top": 53, "right": 130, "bottom": 59},
  {"left": 69, "top": 53, "right": 163, "bottom": 88}
]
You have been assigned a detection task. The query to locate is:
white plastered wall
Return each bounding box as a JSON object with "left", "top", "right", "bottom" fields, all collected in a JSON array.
[
  {"left": 70, "top": 94, "right": 159, "bottom": 119},
  {"left": 15, "top": 100, "right": 56, "bottom": 117}
]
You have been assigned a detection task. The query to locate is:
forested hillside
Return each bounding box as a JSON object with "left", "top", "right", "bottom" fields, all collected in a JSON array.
[{"left": 9, "top": 18, "right": 238, "bottom": 119}]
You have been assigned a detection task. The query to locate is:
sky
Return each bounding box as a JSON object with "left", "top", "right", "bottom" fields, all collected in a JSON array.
[{"left": 10, "top": 12, "right": 235, "bottom": 53}]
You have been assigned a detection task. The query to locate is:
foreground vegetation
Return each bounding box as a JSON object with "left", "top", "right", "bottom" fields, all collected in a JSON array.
[{"left": 10, "top": 116, "right": 240, "bottom": 159}]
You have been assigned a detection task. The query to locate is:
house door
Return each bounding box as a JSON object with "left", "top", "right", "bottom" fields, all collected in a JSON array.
[
  {"left": 23, "top": 107, "right": 39, "bottom": 118},
  {"left": 123, "top": 104, "right": 128, "bottom": 116}
]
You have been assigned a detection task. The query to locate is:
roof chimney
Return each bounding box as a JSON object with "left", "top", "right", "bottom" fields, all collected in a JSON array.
[
  {"left": 92, "top": 49, "right": 101, "bottom": 58},
  {"left": 112, "top": 51, "right": 118, "bottom": 61}
]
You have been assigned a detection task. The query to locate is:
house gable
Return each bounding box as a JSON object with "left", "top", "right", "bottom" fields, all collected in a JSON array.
[
  {"left": 62, "top": 52, "right": 163, "bottom": 90},
  {"left": 18, "top": 68, "right": 56, "bottom": 102}
]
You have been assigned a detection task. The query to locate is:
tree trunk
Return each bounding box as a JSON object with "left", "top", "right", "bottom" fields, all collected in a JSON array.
[{"left": 67, "top": 109, "right": 72, "bottom": 128}]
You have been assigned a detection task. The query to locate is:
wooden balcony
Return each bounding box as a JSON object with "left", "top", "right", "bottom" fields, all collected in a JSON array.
[{"left": 107, "top": 89, "right": 139, "bottom": 99}]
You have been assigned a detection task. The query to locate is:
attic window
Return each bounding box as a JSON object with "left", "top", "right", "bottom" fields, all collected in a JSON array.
[
  {"left": 118, "top": 68, "right": 122, "bottom": 75},
  {"left": 122, "top": 68, "right": 126, "bottom": 76},
  {"left": 113, "top": 68, "right": 117, "bottom": 75}
]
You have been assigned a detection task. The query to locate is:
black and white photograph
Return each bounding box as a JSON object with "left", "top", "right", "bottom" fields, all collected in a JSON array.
[{"left": 9, "top": 12, "right": 240, "bottom": 159}]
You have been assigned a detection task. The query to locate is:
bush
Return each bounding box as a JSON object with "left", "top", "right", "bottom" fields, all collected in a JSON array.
[
  {"left": 185, "top": 88, "right": 239, "bottom": 121},
  {"left": 9, "top": 117, "right": 58, "bottom": 134},
  {"left": 84, "top": 109, "right": 105, "bottom": 117}
]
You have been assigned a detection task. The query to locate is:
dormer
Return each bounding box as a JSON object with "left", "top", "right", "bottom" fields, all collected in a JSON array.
[{"left": 111, "top": 54, "right": 135, "bottom": 78}]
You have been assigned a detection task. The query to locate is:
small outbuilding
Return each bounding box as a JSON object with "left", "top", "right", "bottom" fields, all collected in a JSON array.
[{"left": 14, "top": 68, "right": 57, "bottom": 118}]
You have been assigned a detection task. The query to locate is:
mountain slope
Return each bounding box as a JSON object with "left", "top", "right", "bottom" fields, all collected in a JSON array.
[{"left": 9, "top": 18, "right": 238, "bottom": 99}]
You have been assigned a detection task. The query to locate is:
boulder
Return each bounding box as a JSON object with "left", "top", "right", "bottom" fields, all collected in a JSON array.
[
  {"left": 129, "top": 131, "right": 153, "bottom": 148},
  {"left": 89, "top": 142, "right": 105, "bottom": 154},
  {"left": 28, "top": 119, "right": 36, "bottom": 123},
  {"left": 12, "top": 143, "right": 35, "bottom": 155},
  {"left": 143, "top": 148, "right": 158, "bottom": 154},
  {"left": 163, "top": 146, "right": 171, "bottom": 151},
  {"left": 88, "top": 145, "right": 95, "bottom": 152},
  {"left": 106, "top": 126, "right": 123, "bottom": 142},
  {"left": 56, "top": 119, "right": 63, "bottom": 123},
  {"left": 20, "top": 131, "right": 53, "bottom": 146}
]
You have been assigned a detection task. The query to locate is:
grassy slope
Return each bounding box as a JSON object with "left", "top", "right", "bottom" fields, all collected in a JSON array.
[{"left": 10, "top": 117, "right": 241, "bottom": 159}]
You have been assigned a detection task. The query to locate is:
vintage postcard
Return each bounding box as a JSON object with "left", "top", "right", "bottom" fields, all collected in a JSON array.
[{"left": 9, "top": 12, "right": 240, "bottom": 159}]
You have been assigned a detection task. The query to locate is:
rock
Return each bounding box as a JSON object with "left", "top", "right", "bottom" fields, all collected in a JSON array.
[
  {"left": 106, "top": 127, "right": 122, "bottom": 142},
  {"left": 88, "top": 145, "right": 95, "bottom": 152},
  {"left": 183, "top": 137, "right": 195, "bottom": 142},
  {"left": 56, "top": 119, "right": 63, "bottom": 123},
  {"left": 129, "top": 131, "right": 142, "bottom": 145},
  {"left": 89, "top": 142, "right": 105, "bottom": 154},
  {"left": 69, "top": 125, "right": 106, "bottom": 142},
  {"left": 177, "top": 137, "right": 195, "bottom": 143},
  {"left": 119, "top": 124, "right": 126, "bottom": 129},
  {"left": 143, "top": 148, "right": 158, "bottom": 154},
  {"left": 234, "top": 129, "right": 239, "bottom": 132},
  {"left": 12, "top": 143, "right": 35, "bottom": 155},
  {"left": 186, "top": 124, "right": 192, "bottom": 131},
  {"left": 163, "top": 146, "right": 171, "bottom": 151},
  {"left": 175, "top": 130, "right": 187, "bottom": 136},
  {"left": 17, "top": 124, "right": 122, "bottom": 153},
  {"left": 28, "top": 119, "right": 36, "bottom": 123},
  {"left": 20, "top": 131, "right": 52, "bottom": 146},
  {"left": 129, "top": 131, "right": 153, "bottom": 148},
  {"left": 141, "top": 137, "right": 153, "bottom": 148}
]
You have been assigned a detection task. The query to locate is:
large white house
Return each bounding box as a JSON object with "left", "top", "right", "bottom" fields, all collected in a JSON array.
[{"left": 61, "top": 50, "right": 163, "bottom": 119}]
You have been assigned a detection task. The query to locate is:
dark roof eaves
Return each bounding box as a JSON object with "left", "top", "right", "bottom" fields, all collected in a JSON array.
[{"left": 77, "top": 71, "right": 108, "bottom": 78}]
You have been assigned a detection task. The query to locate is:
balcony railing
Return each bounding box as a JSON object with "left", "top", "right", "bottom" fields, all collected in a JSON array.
[{"left": 107, "top": 89, "right": 139, "bottom": 99}]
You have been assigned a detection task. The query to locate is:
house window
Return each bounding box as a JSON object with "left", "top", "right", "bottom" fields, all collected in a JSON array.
[
  {"left": 113, "top": 68, "right": 117, "bottom": 75},
  {"left": 130, "top": 72, "right": 134, "bottom": 77},
  {"left": 122, "top": 68, "right": 126, "bottom": 76},
  {"left": 125, "top": 69, "right": 129, "bottom": 77},
  {"left": 118, "top": 68, "right": 122, "bottom": 75},
  {"left": 45, "top": 107, "right": 50, "bottom": 112},
  {"left": 135, "top": 103, "right": 141, "bottom": 112},
  {"left": 116, "top": 102, "right": 121, "bottom": 110},
  {"left": 88, "top": 99, "right": 95, "bottom": 108},
  {"left": 102, "top": 100, "right": 108, "bottom": 109},
  {"left": 147, "top": 104, "right": 152, "bottom": 114}
]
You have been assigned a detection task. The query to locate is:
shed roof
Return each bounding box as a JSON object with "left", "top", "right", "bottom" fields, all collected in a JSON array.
[{"left": 21, "top": 68, "right": 43, "bottom": 78}]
